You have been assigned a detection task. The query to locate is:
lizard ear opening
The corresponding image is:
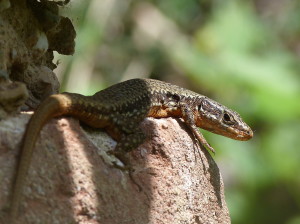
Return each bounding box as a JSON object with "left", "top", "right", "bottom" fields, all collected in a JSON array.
[
  {"left": 198, "top": 98, "right": 207, "bottom": 112},
  {"left": 197, "top": 103, "right": 202, "bottom": 112},
  {"left": 197, "top": 98, "right": 206, "bottom": 112}
]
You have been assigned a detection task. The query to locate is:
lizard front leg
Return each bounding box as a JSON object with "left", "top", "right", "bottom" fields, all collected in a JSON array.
[{"left": 179, "top": 102, "right": 216, "bottom": 153}]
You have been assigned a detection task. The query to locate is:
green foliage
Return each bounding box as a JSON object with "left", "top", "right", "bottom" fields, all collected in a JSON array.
[{"left": 57, "top": 0, "right": 300, "bottom": 223}]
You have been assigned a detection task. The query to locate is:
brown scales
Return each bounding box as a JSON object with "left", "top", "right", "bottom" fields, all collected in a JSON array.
[{"left": 9, "top": 78, "right": 253, "bottom": 222}]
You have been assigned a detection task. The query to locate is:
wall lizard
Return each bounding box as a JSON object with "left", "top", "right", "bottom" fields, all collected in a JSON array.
[{"left": 9, "top": 78, "right": 253, "bottom": 222}]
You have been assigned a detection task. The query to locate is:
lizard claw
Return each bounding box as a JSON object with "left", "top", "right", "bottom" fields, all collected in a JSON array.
[{"left": 205, "top": 143, "right": 215, "bottom": 154}]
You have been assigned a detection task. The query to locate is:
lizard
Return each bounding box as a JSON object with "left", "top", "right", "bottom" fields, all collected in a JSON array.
[{"left": 9, "top": 78, "right": 253, "bottom": 222}]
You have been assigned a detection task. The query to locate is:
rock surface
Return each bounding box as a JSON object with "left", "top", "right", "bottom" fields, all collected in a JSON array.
[
  {"left": 0, "top": 0, "right": 75, "bottom": 110},
  {"left": 0, "top": 115, "right": 230, "bottom": 224}
]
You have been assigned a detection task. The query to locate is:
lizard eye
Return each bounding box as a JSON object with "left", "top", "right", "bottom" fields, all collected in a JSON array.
[{"left": 222, "top": 112, "right": 235, "bottom": 125}]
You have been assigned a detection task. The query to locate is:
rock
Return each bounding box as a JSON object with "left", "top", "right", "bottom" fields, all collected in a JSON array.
[{"left": 0, "top": 115, "right": 230, "bottom": 223}]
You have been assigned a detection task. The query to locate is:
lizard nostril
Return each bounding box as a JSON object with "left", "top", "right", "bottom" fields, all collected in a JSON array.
[{"left": 246, "top": 129, "right": 253, "bottom": 138}]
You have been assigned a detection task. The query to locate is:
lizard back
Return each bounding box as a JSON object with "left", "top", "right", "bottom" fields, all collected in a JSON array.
[{"left": 91, "top": 78, "right": 203, "bottom": 116}]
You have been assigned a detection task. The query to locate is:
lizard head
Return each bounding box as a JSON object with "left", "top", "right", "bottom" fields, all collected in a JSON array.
[{"left": 196, "top": 97, "right": 253, "bottom": 141}]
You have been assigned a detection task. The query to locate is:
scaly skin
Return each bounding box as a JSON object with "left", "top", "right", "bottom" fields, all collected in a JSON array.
[{"left": 9, "top": 78, "right": 253, "bottom": 222}]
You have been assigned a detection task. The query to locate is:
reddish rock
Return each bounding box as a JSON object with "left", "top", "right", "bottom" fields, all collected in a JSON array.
[{"left": 0, "top": 115, "right": 230, "bottom": 224}]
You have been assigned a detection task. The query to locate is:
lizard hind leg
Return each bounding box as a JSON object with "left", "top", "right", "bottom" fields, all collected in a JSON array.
[
  {"left": 109, "top": 114, "right": 147, "bottom": 153},
  {"left": 109, "top": 128, "right": 146, "bottom": 191},
  {"left": 108, "top": 116, "right": 147, "bottom": 168},
  {"left": 109, "top": 129, "right": 146, "bottom": 170},
  {"left": 116, "top": 130, "right": 147, "bottom": 153}
]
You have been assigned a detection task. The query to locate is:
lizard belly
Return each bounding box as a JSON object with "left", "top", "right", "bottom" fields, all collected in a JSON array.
[
  {"left": 147, "top": 106, "right": 181, "bottom": 118},
  {"left": 77, "top": 114, "right": 122, "bottom": 140},
  {"left": 72, "top": 112, "right": 111, "bottom": 129}
]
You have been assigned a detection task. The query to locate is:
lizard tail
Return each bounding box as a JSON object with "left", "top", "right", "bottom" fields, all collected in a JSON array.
[{"left": 9, "top": 93, "right": 76, "bottom": 222}]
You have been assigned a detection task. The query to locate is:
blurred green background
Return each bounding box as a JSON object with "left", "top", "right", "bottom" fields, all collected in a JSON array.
[{"left": 55, "top": 0, "right": 300, "bottom": 223}]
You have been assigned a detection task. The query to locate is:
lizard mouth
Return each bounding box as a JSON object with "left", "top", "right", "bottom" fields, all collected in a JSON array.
[
  {"left": 200, "top": 124, "right": 254, "bottom": 141},
  {"left": 236, "top": 128, "right": 253, "bottom": 141}
]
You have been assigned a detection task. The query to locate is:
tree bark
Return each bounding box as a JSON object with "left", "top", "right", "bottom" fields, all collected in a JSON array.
[{"left": 0, "top": 114, "right": 230, "bottom": 224}]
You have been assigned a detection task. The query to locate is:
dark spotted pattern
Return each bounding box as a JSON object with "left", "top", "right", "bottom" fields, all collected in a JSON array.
[{"left": 10, "top": 78, "right": 253, "bottom": 222}]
